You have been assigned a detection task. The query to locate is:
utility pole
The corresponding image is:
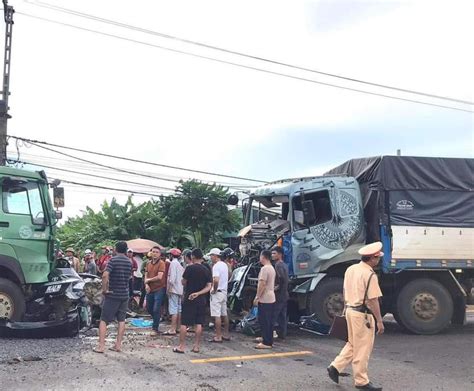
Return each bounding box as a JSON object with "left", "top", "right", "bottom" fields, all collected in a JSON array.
[{"left": 0, "top": 0, "right": 14, "bottom": 166}]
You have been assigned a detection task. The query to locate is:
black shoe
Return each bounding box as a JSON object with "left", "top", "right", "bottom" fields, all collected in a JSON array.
[
  {"left": 327, "top": 365, "right": 339, "bottom": 384},
  {"left": 355, "top": 382, "right": 382, "bottom": 390}
]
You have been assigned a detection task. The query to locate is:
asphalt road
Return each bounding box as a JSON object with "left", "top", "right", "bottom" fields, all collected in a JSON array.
[{"left": 0, "top": 313, "right": 473, "bottom": 391}]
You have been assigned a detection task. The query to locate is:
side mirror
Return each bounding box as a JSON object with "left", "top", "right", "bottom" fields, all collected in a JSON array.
[
  {"left": 227, "top": 194, "right": 239, "bottom": 206},
  {"left": 53, "top": 187, "right": 65, "bottom": 208},
  {"left": 55, "top": 210, "right": 63, "bottom": 220},
  {"left": 302, "top": 200, "right": 316, "bottom": 226}
]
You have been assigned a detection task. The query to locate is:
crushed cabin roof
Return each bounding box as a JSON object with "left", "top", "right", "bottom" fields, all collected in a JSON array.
[{"left": 250, "top": 175, "right": 356, "bottom": 198}]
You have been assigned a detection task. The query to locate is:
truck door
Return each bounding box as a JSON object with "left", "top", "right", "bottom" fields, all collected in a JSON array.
[
  {"left": 291, "top": 186, "right": 364, "bottom": 276},
  {"left": 291, "top": 189, "right": 335, "bottom": 275},
  {"left": 0, "top": 178, "right": 51, "bottom": 284}
]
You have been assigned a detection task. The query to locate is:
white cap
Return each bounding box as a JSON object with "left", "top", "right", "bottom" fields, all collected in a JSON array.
[
  {"left": 206, "top": 248, "right": 222, "bottom": 256},
  {"left": 127, "top": 248, "right": 134, "bottom": 253},
  {"left": 84, "top": 249, "right": 92, "bottom": 254}
]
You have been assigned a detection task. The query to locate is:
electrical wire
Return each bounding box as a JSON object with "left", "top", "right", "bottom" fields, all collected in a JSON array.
[
  {"left": 9, "top": 135, "right": 266, "bottom": 183},
  {"left": 19, "top": 159, "right": 177, "bottom": 191},
  {"left": 28, "top": 0, "right": 474, "bottom": 106},
  {"left": 15, "top": 12, "right": 474, "bottom": 114},
  {"left": 48, "top": 177, "right": 167, "bottom": 198},
  {"left": 8, "top": 149, "right": 257, "bottom": 190}
]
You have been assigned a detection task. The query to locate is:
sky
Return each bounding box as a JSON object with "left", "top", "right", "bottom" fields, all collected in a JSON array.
[{"left": 3, "top": 0, "right": 473, "bottom": 219}]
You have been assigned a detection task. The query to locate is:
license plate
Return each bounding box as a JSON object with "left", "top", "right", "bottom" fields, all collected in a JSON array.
[{"left": 45, "top": 284, "right": 62, "bottom": 294}]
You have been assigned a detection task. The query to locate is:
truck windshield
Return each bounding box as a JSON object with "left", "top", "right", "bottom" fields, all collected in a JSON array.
[
  {"left": 2, "top": 180, "right": 46, "bottom": 225},
  {"left": 244, "top": 196, "right": 289, "bottom": 225}
]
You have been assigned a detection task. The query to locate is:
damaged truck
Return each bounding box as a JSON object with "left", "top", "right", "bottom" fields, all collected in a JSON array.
[
  {"left": 0, "top": 166, "right": 96, "bottom": 337},
  {"left": 229, "top": 156, "right": 474, "bottom": 335}
]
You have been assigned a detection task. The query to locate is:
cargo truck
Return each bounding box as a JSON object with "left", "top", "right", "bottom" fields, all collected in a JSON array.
[{"left": 228, "top": 156, "right": 474, "bottom": 335}]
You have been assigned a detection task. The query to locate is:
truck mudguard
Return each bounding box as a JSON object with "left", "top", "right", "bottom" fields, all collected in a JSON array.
[{"left": 0, "top": 254, "right": 25, "bottom": 284}]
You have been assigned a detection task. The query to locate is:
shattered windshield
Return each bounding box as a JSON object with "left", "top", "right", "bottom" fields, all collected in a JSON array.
[{"left": 245, "top": 195, "right": 289, "bottom": 225}]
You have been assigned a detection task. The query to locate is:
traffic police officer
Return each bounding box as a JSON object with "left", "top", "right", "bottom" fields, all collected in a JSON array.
[{"left": 327, "top": 242, "right": 385, "bottom": 390}]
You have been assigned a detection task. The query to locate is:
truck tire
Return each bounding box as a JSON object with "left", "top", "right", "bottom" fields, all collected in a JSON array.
[
  {"left": 0, "top": 277, "right": 26, "bottom": 321},
  {"left": 396, "top": 278, "right": 453, "bottom": 335},
  {"left": 307, "top": 277, "right": 344, "bottom": 326}
]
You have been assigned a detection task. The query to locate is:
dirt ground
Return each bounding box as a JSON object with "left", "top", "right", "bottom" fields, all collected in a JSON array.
[{"left": 1, "top": 312, "right": 473, "bottom": 391}]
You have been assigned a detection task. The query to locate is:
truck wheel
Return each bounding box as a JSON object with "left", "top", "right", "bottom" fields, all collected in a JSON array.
[
  {"left": 396, "top": 278, "right": 453, "bottom": 335},
  {"left": 308, "top": 277, "right": 344, "bottom": 326},
  {"left": 0, "top": 278, "right": 26, "bottom": 321}
]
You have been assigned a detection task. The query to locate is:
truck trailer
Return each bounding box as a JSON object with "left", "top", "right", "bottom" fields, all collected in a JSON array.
[{"left": 229, "top": 156, "right": 474, "bottom": 335}]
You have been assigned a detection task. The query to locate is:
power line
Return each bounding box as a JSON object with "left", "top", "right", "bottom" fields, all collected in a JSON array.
[
  {"left": 13, "top": 152, "right": 256, "bottom": 189},
  {"left": 9, "top": 135, "right": 267, "bottom": 183},
  {"left": 15, "top": 12, "right": 474, "bottom": 114},
  {"left": 48, "top": 177, "right": 167, "bottom": 198},
  {"left": 28, "top": 0, "right": 474, "bottom": 106},
  {"left": 19, "top": 159, "right": 177, "bottom": 191},
  {"left": 8, "top": 148, "right": 257, "bottom": 191}
]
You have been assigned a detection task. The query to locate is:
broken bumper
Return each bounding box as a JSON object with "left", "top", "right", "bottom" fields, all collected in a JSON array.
[{"left": 0, "top": 309, "right": 79, "bottom": 339}]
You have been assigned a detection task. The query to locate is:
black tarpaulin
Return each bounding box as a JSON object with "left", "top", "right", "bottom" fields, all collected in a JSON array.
[{"left": 325, "top": 156, "right": 474, "bottom": 235}]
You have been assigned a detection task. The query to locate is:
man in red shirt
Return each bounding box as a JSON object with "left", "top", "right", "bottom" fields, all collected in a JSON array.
[
  {"left": 145, "top": 246, "right": 167, "bottom": 336},
  {"left": 97, "top": 246, "right": 112, "bottom": 276}
]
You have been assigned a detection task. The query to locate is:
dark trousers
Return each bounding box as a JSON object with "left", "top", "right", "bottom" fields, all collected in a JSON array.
[
  {"left": 146, "top": 288, "right": 166, "bottom": 331},
  {"left": 258, "top": 302, "right": 275, "bottom": 346},
  {"left": 273, "top": 300, "right": 288, "bottom": 339}
]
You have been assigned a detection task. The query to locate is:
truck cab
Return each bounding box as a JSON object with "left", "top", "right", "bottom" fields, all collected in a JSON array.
[
  {"left": 231, "top": 175, "right": 366, "bottom": 318},
  {"left": 0, "top": 167, "right": 58, "bottom": 320}
]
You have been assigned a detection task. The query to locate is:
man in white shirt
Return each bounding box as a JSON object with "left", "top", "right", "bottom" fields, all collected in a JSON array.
[
  {"left": 207, "top": 248, "right": 230, "bottom": 342},
  {"left": 164, "top": 248, "right": 185, "bottom": 335}
]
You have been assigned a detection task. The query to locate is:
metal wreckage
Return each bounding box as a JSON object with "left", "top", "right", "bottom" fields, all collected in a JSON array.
[{"left": 0, "top": 166, "right": 104, "bottom": 338}]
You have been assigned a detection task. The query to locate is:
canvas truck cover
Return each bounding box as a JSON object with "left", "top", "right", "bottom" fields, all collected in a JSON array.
[{"left": 325, "top": 156, "right": 474, "bottom": 241}]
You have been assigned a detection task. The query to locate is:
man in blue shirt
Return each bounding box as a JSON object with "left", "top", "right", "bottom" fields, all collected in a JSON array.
[{"left": 94, "top": 241, "right": 132, "bottom": 353}]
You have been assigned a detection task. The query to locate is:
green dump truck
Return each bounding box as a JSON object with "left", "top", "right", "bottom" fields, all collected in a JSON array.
[{"left": 0, "top": 166, "right": 92, "bottom": 336}]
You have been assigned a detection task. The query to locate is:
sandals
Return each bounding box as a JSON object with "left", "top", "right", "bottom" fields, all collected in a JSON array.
[
  {"left": 255, "top": 343, "right": 272, "bottom": 350},
  {"left": 207, "top": 338, "right": 223, "bottom": 343},
  {"left": 92, "top": 347, "right": 104, "bottom": 354},
  {"left": 109, "top": 346, "right": 122, "bottom": 353},
  {"left": 222, "top": 336, "right": 231, "bottom": 342},
  {"left": 172, "top": 347, "right": 185, "bottom": 354},
  {"left": 191, "top": 348, "right": 200, "bottom": 353},
  {"left": 162, "top": 331, "right": 177, "bottom": 336}
]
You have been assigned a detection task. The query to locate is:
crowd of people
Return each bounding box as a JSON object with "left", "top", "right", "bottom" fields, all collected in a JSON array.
[
  {"left": 64, "top": 239, "right": 384, "bottom": 390},
  {"left": 78, "top": 241, "right": 289, "bottom": 355}
]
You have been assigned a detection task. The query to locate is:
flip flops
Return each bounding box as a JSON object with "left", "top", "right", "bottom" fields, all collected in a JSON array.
[
  {"left": 109, "top": 346, "right": 122, "bottom": 353},
  {"left": 222, "top": 336, "right": 231, "bottom": 342},
  {"left": 191, "top": 348, "right": 200, "bottom": 353},
  {"left": 172, "top": 347, "right": 185, "bottom": 354},
  {"left": 207, "top": 338, "right": 223, "bottom": 343},
  {"left": 92, "top": 347, "right": 104, "bottom": 354},
  {"left": 255, "top": 343, "right": 272, "bottom": 350},
  {"left": 162, "top": 331, "right": 177, "bottom": 336}
]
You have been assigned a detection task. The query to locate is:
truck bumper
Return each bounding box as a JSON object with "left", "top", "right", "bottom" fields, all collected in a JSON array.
[{"left": 0, "top": 308, "right": 79, "bottom": 338}]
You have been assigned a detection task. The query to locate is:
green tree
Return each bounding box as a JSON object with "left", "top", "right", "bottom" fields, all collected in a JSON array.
[
  {"left": 57, "top": 180, "right": 239, "bottom": 252},
  {"left": 158, "top": 180, "right": 240, "bottom": 249}
]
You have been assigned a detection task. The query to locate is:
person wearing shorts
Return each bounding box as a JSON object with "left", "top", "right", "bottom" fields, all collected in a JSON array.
[
  {"left": 207, "top": 248, "right": 231, "bottom": 343},
  {"left": 94, "top": 241, "right": 132, "bottom": 353},
  {"left": 173, "top": 249, "right": 212, "bottom": 354},
  {"left": 164, "top": 248, "right": 184, "bottom": 335}
]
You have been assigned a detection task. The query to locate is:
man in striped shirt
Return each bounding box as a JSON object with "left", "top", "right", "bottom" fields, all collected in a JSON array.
[{"left": 94, "top": 241, "right": 132, "bottom": 353}]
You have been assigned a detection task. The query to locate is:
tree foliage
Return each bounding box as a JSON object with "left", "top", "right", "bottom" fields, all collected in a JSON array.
[{"left": 57, "top": 180, "right": 240, "bottom": 252}]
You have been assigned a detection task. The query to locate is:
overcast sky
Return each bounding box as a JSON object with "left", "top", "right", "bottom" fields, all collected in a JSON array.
[{"left": 5, "top": 0, "right": 473, "bottom": 219}]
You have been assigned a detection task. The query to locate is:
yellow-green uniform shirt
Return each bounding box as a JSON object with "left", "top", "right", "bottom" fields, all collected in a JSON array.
[{"left": 343, "top": 261, "right": 382, "bottom": 306}]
